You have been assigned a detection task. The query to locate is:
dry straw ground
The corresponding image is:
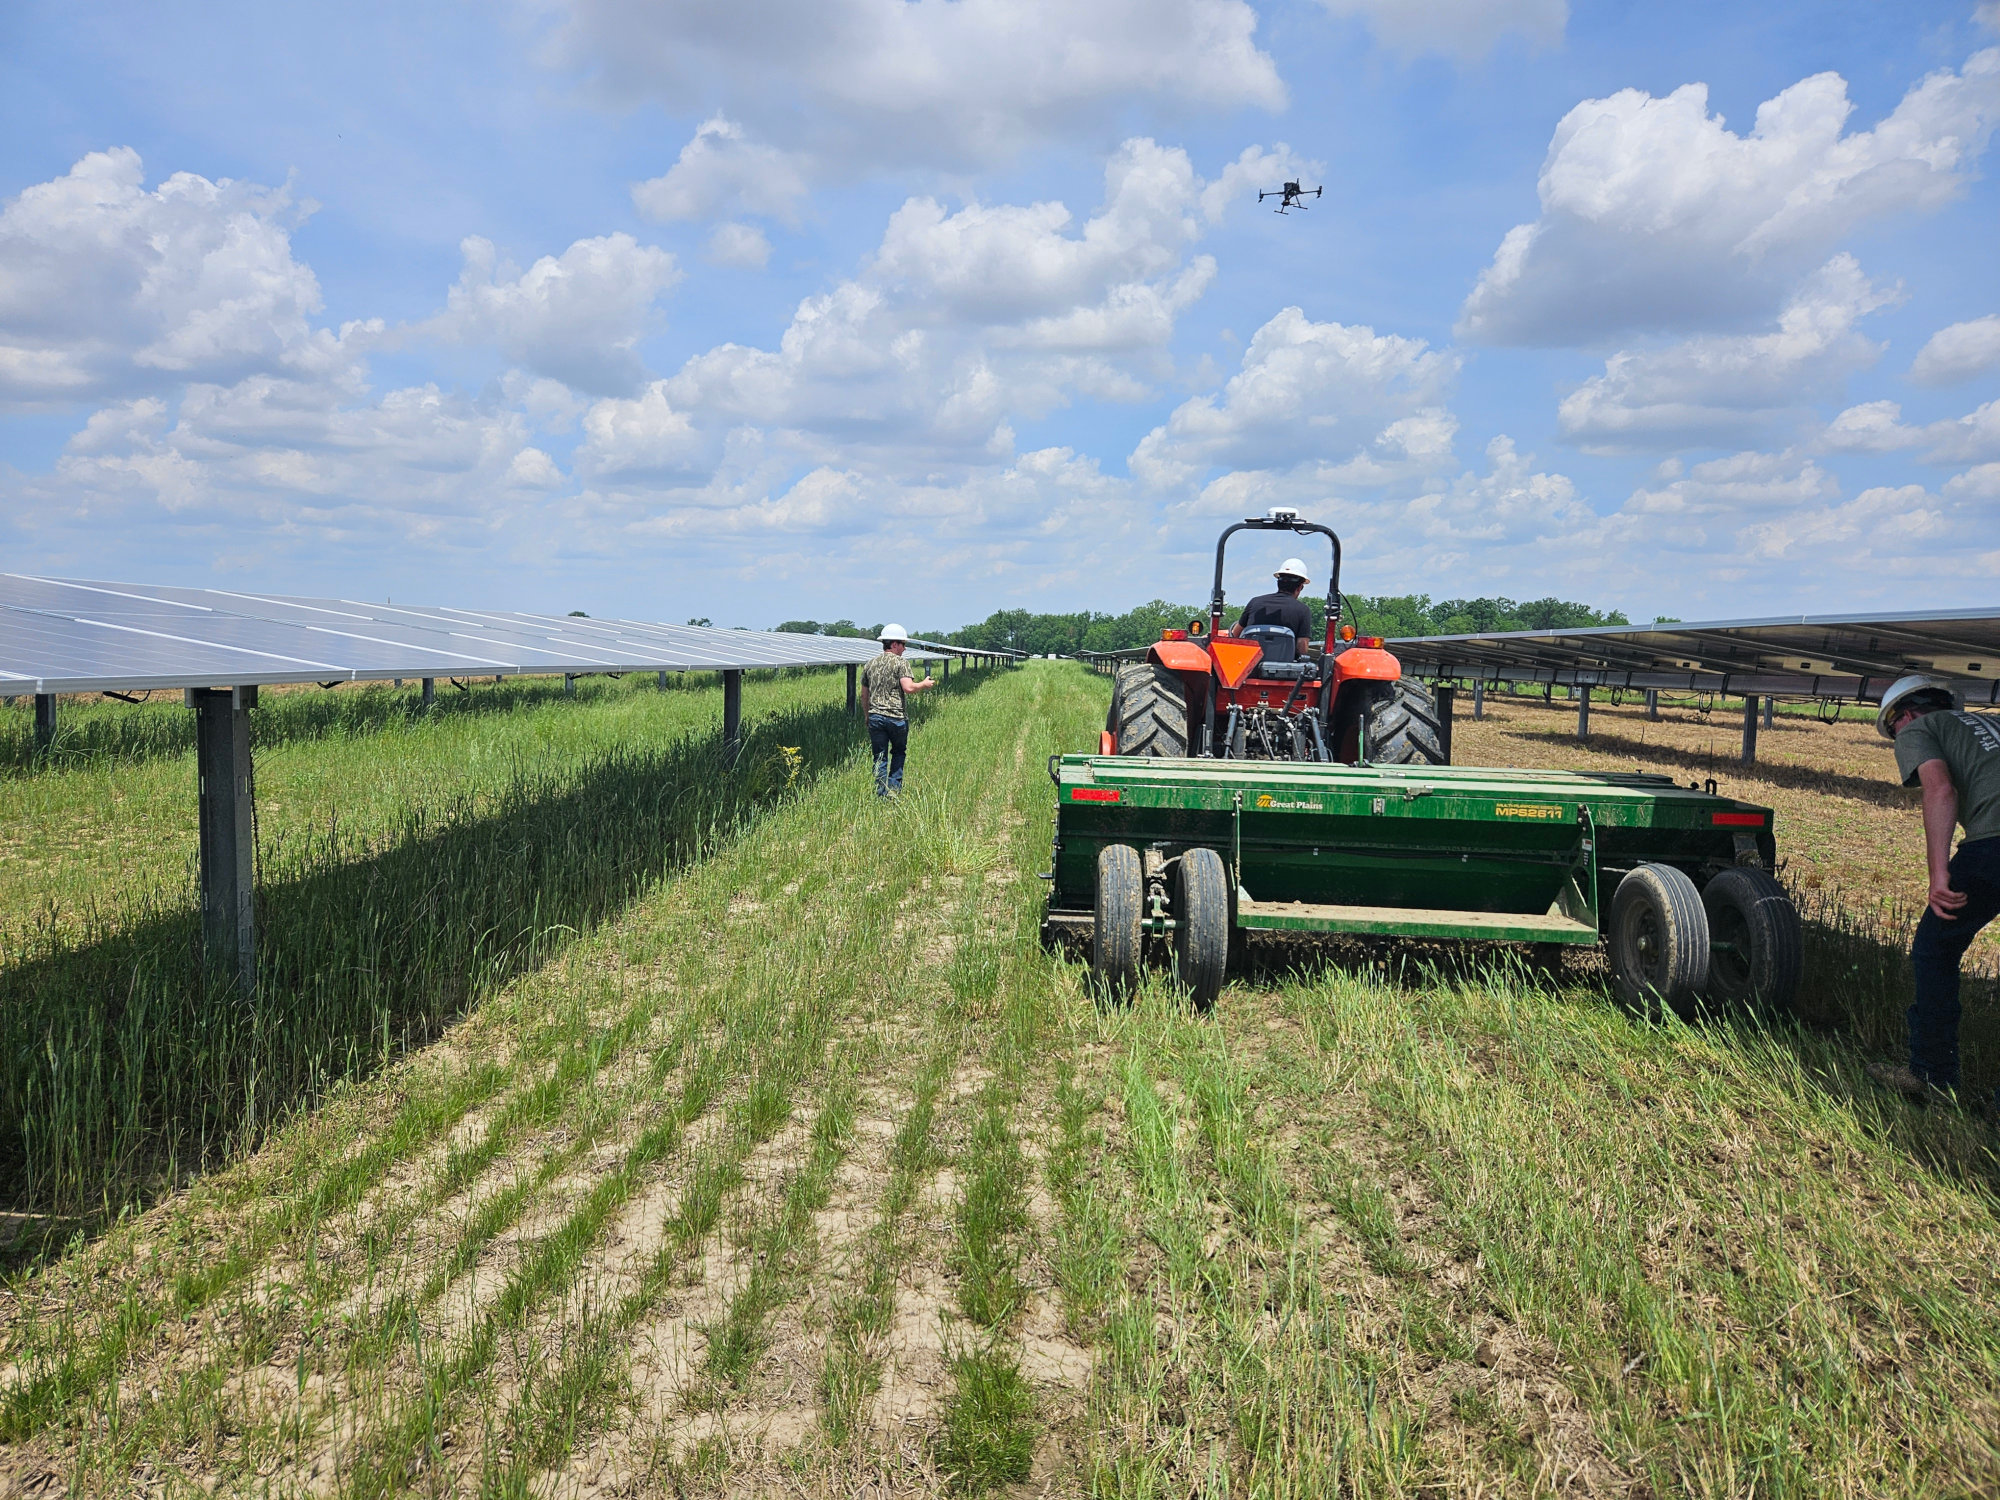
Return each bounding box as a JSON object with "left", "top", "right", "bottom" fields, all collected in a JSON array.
[{"left": 2, "top": 665, "right": 1997, "bottom": 1498}]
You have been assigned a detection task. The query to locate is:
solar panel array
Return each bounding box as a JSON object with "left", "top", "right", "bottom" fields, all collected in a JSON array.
[
  {"left": 0, "top": 575, "right": 943, "bottom": 697},
  {"left": 1392, "top": 607, "right": 2000, "bottom": 706}
]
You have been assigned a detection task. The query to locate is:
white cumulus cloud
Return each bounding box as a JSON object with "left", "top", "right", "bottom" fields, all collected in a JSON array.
[
  {"left": 0, "top": 148, "right": 373, "bottom": 408},
  {"left": 1131, "top": 306, "right": 1459, "bottom": 491},
  {"left": 657, "top": 139, "right": 1257, "bottom": 467},
  {"left": 1557, "top": 254, "right": 1895, "bottom": 449},
  {"left": 34, "top": 371, "right": 547, "bottom": 544},
  {"left": 1822, "top": 396, "right": 2000, "bottom": 465},
  {"left": 632, "top": 116, "right": 811, "bottom": 224},
  {"left": 1909, "top": 314, "right": 2000, "bottom": 384},
  {"left": 543, "top": 0, "right": 1285, "bottom": 176},
  {"left": 704, "top": 223, "right": 772, "bottom": 270},
  {"left": 419, "top": 233, "right": 681, "bottom": 396},
  {"left": 1459, "top": 48, "right": 2000, "bottom": 345},
  {"left": 1317, "top": 0, "right": 1566, "bottom": 63}
]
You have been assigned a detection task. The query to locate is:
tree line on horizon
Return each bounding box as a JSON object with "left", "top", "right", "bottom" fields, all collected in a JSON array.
[{"left": 771, "top": 595, "right": 1640, "bottom": 656}]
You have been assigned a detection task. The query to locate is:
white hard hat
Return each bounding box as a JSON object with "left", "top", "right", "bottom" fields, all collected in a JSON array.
[
  {"left": 878, "top": 622, "right": 908, "bottom": 643},
  {"left": 1275, "top": 558, "right": 1311, "bottom": 583},
  {"left": 1875, "top": 673, "right": 1955, "bottom": 739}
]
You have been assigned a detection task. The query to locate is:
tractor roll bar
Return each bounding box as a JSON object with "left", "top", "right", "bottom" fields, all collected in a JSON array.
[{"left": 1209, "top": 513, "right": 1343, "bottom": 654}]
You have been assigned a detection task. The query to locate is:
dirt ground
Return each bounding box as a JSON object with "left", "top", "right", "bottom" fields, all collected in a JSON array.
[{"left": 1448, "top": 691, "right": 2000, "bottom": 966}]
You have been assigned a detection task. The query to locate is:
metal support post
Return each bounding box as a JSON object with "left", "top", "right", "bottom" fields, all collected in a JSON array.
[
  {"left": 1645, "top": 689, "right": 1659, "bottom": 721},
  {"left": 1576, "top": 684, "right": 1591, "bottom": 740},
  {"left": 1762, "top": 696, "right": 1774, "bottom": 729},
  {"left": 1436, "top": 686, "right": 1455, "bottom": 764},
  {"left": 1472, "top": 680, "right": 1484, "bottom": 720},
  {"left": 657, "top": 671, "right": 669, "bottom": 690},
  {"left": 421, "top": 677, "right": 435, "bottom": 709},
  {"left": 846, "top": 663, "right": 857, "bottom": 714},
  {"left": 943, "top": 658, "right": 950, "bottom": 682},
  {"left": 34, "top": 694, "right": 57, "bottom": 758},
  {"left": 1741, "top": 695, "right": 1760, "bottom": 764},
  {"left": 190, "top": 686, "right": 258, "bottom": 997},
  {"left": 564, "top": 674, "right": 575, "bottom": 697},
  {"left": 722, "top": 669, "right": 743, "bottom": 759}
]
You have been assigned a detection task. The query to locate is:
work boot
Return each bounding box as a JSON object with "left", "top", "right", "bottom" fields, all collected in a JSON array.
[{"left": 1865, "top": 1060, "right": 1957, "bottom": 1107}]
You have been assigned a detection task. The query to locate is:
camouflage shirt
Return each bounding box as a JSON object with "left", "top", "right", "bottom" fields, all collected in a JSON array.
[{"left": 862, "top": 651, "right": 911, "bottom": 721}]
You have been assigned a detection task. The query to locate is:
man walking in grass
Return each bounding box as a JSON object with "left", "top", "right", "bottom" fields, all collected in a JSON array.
[
  {"left": 861, "top": 624, "right": 937, "bottom": 797},
  {"left": 1872, "top": 674, "right": 2000, "bottom": 1107}
]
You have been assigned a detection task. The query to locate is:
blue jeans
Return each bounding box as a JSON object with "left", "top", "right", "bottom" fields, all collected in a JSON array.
[
  {"left": 1909, "top": 835, "right": 2000, "bottom": 1090},
  {"left": 868, "top": 715, "right": 908, "bottom": 795}
]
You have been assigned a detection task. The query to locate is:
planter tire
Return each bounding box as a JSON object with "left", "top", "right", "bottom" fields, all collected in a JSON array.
[
  {"left": 1110, "top": 662, "right": 1191, "bottom": 758},
  {"left": 1175, "top": 847, "right": 1230, "bottom": 1010},
  {"left": 1609, "top": 863, "right": 1710, "bottom": 1019},
  {"left": 1701, "top": 867, "right": 1803, "bottom": 1010},
  {"left": 1093, "top": 844, "right": 1144, "bottom": 998}
]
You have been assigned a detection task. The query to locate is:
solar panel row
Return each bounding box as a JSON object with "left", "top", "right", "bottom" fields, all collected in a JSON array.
[
  {"left": 1391, "top": 607, "right": 2000, "bottom": 705},
  {"left": 0, "top": 575, "right": 949, "bottom": 697}
]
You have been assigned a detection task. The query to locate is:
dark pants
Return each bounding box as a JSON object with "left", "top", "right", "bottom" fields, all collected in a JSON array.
[
  {"left": 1909, "top": 835, "right": 2000, "bottom": 1089},
  {"left": 868, "top": 715, "right": 909, "bottom": 795}
]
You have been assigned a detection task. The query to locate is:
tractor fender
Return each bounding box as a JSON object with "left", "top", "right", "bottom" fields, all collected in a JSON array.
[
  {"left": 1148, "top": 640, "right": 1213, "bottom": 674},
  {"left": 1332, "top": 646, "right": 1402, "bottom": 683}
]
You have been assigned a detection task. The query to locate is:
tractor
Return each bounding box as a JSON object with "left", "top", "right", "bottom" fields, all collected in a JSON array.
[
  {"left": 1103, "top": 507, "right": 1446, "bottom": 766},
  {"left": 1049, "top": 506, "right": 1802, "bottom": 1016}
]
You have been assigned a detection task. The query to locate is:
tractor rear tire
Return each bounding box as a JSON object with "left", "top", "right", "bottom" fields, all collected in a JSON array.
[
  {"left": 1110, "top": 662, "right": 1191, "bottom": 758},
  {"left": 1174, "top": 847, "right": 1229, "bottom": 1010},
  {"left": 1609, "top": 863, "right": 1710, "bottom": 1019},
  {"left": 1093, "top": 844, "right": 1144, "bottom": 998},
  {"left": 1357, "top": 680, "right": 1446, "bottom": 765},
  {"left": 1701, "top": 867, "right": 1802, "bottom": 1011}
]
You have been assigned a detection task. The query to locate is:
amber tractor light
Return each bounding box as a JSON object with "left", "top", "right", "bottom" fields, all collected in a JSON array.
[
  {"left": 1339, "top": 624, "right": 1357, "bottom": 642},
  {"left": 1162, "top": 628, "right": 1188, "bottom": 641}
]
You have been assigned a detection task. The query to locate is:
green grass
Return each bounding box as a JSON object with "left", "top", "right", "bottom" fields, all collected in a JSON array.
[
  {"left": 4, "top": 661, "right": 1997, "bottom": 1498},
  {"left": 0, "top": 668, "right": 858, "bottom": 1223}
]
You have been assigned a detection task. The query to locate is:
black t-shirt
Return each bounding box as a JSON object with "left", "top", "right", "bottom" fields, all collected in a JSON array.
[{"left": 1240, "top": 590, "right": 1312, "bottom": 641}]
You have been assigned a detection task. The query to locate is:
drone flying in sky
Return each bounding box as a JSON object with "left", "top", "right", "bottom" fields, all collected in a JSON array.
[{"left": 1259, "top": 181, "right": 1323, "bottom": 214}]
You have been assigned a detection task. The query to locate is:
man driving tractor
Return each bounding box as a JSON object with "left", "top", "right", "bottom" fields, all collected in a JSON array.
[{"left": 1239, "top": 558, "right": 1316, "bottom": 656}]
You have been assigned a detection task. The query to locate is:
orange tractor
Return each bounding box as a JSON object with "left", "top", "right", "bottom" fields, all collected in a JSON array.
[{"left": 1103, "top": 508, "right": 1446, "bottom": 764}]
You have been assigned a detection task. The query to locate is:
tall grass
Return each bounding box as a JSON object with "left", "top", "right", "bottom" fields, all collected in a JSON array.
[
  {"left": 1790, "top": 882, "right": 2000, "bottom": 1098},
  {"left": 0, "top": 669, "right": 784, "bottom": 775},
  {"left": 0, "top": 672, "right": 869, "bottom": 1223}
]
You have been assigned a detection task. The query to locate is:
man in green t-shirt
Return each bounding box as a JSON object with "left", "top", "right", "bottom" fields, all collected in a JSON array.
[
  {"left": 1873, "top": 675, "right": 2000, "bottom": 1102},
  {"left": 860, "top": 624, "right": 937, "bottom": 796}
]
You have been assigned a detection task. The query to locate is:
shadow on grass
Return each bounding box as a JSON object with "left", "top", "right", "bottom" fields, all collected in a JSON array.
[
  {"left": 0, "top": 667, "right": 833, "bottom": 776},
  {"left": 0, "top": 670, "right": 1008, "bottom": 1257}
]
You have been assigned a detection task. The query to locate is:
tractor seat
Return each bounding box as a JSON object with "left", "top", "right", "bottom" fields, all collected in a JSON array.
[{"left": 1239, "top": 623, "right": 1297, "bottom": 662}]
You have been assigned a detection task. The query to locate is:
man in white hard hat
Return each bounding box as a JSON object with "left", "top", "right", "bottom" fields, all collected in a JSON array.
[
  {"left": 860, "top": 624, "right": 937, "bottom": 797},
  {"left": 1238, "top": 558, "right": 1315, "bottom": 654},
  {"left": 1870, "top": 674, "right": 2000, "bottom": 1104}
]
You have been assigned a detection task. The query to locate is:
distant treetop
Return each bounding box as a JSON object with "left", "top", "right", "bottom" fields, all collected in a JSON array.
[{"left": 928, "top": 594, "right": 1630, "bottom": 655}]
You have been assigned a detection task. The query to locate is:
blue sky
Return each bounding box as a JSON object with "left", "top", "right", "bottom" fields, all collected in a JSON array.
[{"left": 2, "top": 0, "right": 1996, "bottom": 628}]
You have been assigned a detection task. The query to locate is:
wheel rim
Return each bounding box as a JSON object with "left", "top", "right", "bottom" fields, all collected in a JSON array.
[
  {"left": 1630, "top": 905, "right": 1665, "bottom": 988},
  {"left": 1711, "top": 905, "right": 1752, "bottom": 990}
]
